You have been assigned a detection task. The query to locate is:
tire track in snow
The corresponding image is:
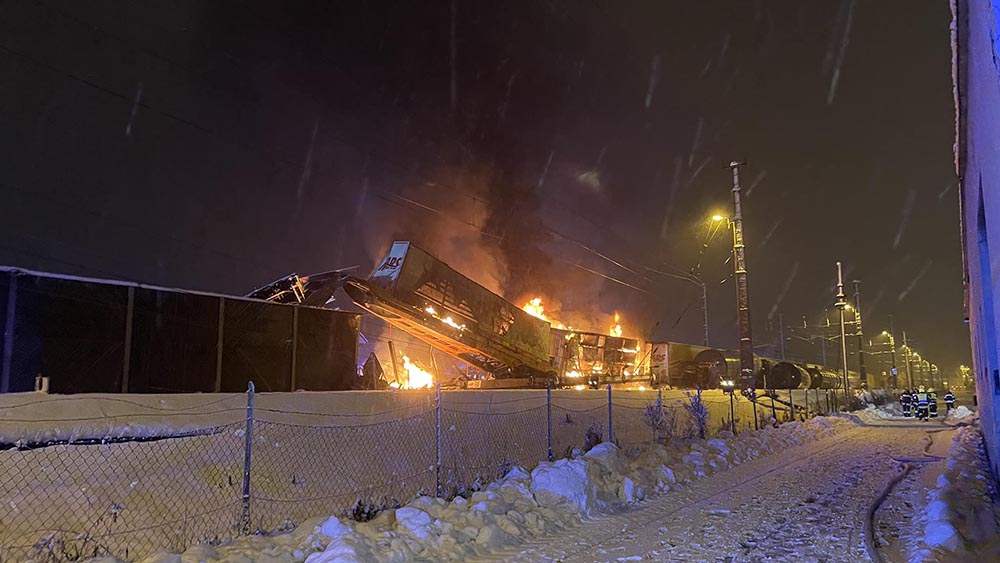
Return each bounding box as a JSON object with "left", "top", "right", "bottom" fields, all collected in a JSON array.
[{"left": 474, "top": 425, "right": 922, "bottom": 562}]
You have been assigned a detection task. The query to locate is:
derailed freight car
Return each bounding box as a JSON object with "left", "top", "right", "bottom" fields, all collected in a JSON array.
[
  {"left": 344, "top": 242, "right": 557, "bottom": 386},
  {"left": 551, "top": 328, "right": 642, "bottom": 387}
]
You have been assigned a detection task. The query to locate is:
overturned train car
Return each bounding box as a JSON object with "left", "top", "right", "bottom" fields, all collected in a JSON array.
[{"left": 344, "top": 242, "right": 556, "bottom": 387}]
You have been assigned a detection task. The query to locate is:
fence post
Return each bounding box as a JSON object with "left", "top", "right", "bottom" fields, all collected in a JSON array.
[
  {"left": 121, "top": 286, "right": 135, "bottom": 393},
  {"left": 546, "top": 381, "right": 553, "bottom": 462},
  {"left": 1, "top": 272, "right": 17, "bottom": 394},
  {"left": 606, "top": 384, "right": 613, "bottom": 444},
  {"left": 788, "top": 387, "right": 795, "bottom": 421},
  {"left": 215, "top": 298, "right": 225, "bottom": 392},
  {"left": 435, "top": 381, "right": 442, "bottom": 498},
  {"left": 657, "top": 388, "right": 663, "bottom": 443},
  {"left": 239, "top": 381, "right": 255, "bottom": 535}
]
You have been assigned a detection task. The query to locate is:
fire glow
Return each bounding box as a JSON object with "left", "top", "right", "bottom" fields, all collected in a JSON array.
[
  {"left": 425, "top": 306, "right": 467, "bottom": 332},
  {"left": 401, "top": 355, "right": 434, "bottom": 389},
  {"left": 521, "top": 297, "right": 567, "bottom": 329},
  {"left": 609, "top": 312, "right": 623, "bottom": 337}
]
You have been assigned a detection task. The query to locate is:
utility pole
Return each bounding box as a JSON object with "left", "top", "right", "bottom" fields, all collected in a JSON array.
[
  {"left": 701, "top": 280, "right": 709, "bottom": 347},
  {"left": 835, "top": 262, "right": 851, "bottom": 403},
  {"left": 902, "top": 330, "right": 913, "bottom": 389},
  {"left": 889, "top": 315, "right": 898, "bottom": 388},
  {"left": 729, "top": 161, "right": 755, "bottom": 395},
  {"left": 778, "top": 311, "right": 785, "bottom": 359},
  {"left": 852, "top": 280, "right": 868, "bottom": 389}
]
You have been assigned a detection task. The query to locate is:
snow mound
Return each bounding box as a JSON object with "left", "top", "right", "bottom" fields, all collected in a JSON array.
[
  {"left": 530, "top": 458, "right": 594, "bottom": 514},
  {"left": 946, "top": 405, "right": 973, "bottom": 421}
]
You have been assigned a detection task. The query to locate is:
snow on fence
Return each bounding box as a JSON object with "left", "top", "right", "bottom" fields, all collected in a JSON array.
[{"left": 0, "top": 386, "right": 804, "bottom": 562}]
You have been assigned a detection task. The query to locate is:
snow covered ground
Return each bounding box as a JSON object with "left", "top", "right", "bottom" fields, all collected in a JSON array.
[
  {"left": 913, "top": 425, "right": 1000, "bottom": 560},
  {"left": 78, "top": 417, "right": 858, "bottom": 563},
  {"left": 16, "top": 395, "right": 995, "bottom": 563}
]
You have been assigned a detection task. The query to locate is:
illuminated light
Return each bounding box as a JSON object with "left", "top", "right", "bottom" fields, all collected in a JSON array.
[
  {"left": 593, "top": 365, "right": 603, "bottom": 372},
  {"left": 565, "top": 370, "right": 583, "bottom": 378},
  {"left": 638, "top": 385, "right": 646, "bottom": 391},
  {"left": 624, "top": 369, "right": 632, "bottom": 377},
  {"left": 711, "top": 214, "right": 725, "bottom": 222},
  {"left": 609, "top": 312, "right": 623, "bottom": 337},
  {"left": 425, "top": 306, "right": 437, "bottom": 315},
  {"left": 388, "top": 381, "right": 401, "bottom": 389},
  {"left": 621, "top": 347, "right": 640, "bottom": 354},
  {"left": 573, "top": 384, "right": 586, "bottom": 391},
  {"left": 401, "top": 355, "right": 434, "bottom": 389}
]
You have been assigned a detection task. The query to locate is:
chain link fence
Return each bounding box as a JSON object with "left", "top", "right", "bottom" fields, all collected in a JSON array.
[{"left": 0, "top": 386, "right": 766, "bottom": 561}]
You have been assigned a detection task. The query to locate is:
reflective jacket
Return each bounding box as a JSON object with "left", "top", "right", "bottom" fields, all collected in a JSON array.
[
  {"left": 915, "top": 392, "right": 929, "bottom": 405},
  {"left": 900, "top": 393, "right": 912, "bottom": 403},
  {"left": 944, "top": 392, "right": 956, "bottom": 404}
]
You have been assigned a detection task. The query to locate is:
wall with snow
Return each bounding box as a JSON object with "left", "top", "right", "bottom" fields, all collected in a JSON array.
[{"left": 956, "top": 0, "right": 1000, "bottom": 483}]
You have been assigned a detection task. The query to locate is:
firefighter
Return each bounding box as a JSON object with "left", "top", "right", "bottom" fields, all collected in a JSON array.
[
  {"left": 944, "top": 389, "right": 956, "bottom": 413},
  {"left": 928, "top": 388, "right": 938, "bottom": 418},
  {"left": 899, "top": 389, "right": 912, "bottom": 417},
  {"left": 914, "top": 386, "right": 929, "bottom": 421}
]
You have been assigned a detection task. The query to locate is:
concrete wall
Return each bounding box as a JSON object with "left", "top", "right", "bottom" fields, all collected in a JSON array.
[{"left": 956, "top": 0, "right": 1000, "bottom": 481}]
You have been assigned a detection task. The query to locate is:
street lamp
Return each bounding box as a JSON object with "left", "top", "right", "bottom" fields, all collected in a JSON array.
[{"left": 647, "top": 212, "right": 727, "bottom": 347}]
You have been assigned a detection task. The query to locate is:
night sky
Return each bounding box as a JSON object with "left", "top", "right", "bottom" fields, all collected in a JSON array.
[{"left": 0, "top": 1, "right": 969, "bottom": 371}]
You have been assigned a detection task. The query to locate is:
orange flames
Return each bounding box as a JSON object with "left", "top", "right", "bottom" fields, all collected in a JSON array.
[
  {"left": 524, "top": 298, "right": 629, "bottom": 337},
  {"left": 609, "top": 312, "right": 623, "bottom": 337},
  {"left": 400, "top": 355, "right": 434, "bottom": 389},
  {"left": 522, "top": 298, "right": 567, "bottom": 329}
]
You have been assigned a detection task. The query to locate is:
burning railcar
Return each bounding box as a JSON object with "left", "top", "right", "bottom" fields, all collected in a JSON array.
[
  {"left": 343, "top": 241, "right": 557, "bottom": 387},
  {"left": 550, "top": 328, "right": 643, "bottom": 387}
]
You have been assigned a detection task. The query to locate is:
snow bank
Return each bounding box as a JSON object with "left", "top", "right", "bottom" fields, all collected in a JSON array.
[
  {"left": 915, "top": 426, "right": 999, "bottom": 559},
  {"left": 530, "top": 458, "right": 594, "bottom": 514},
  {"left": 946, "top": 405, "right": 974, "bottom": 421},
  {"left": 83, "top": 416, "right": 857, "bottom": 563}
]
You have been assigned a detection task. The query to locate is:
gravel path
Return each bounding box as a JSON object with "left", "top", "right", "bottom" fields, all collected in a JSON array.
[{"left": 474, "top": 418, "right": 946, "bottom": 563}]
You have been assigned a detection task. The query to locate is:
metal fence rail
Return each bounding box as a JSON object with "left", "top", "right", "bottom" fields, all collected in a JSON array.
[{"left": 0, "top": 385, "right": 766, "bottom": 562}]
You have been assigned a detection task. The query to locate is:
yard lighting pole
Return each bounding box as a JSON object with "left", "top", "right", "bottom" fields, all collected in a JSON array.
[
  {"left": 835, "top": 262, "right": 851, "bottom": 405},
  {"left": 728, "top": 162, "right": 755, "bottom": 396},
  {"left": 853, "top": 280, "right": 868, "bottom": 389}
]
